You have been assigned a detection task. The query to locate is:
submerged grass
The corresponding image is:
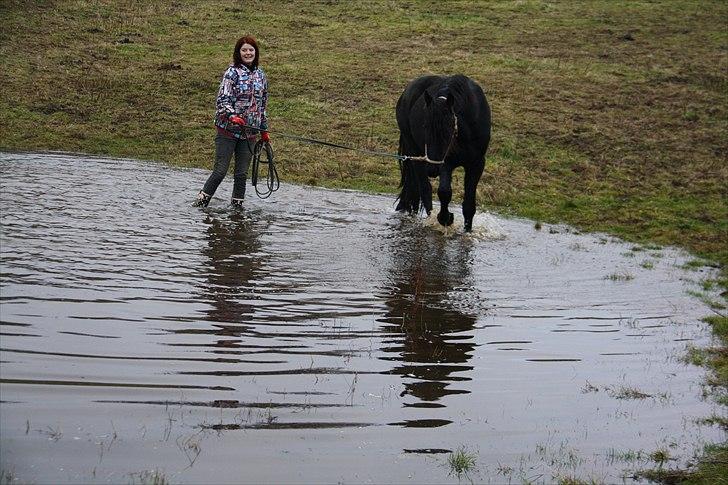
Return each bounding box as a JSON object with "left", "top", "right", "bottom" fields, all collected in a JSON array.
[
  {"left": 129, "top": 469, "right": 168, "bottom": 485},
  {"left": 606, "top": 448, "right": 645, "bottom": 464},
  {"left": 604, "top": 270, "right": 635, "bottom": 282},
  {"left": 607, "top": 385, "right": 653, "bottom": 400},
  {"left": 556, "top": 477, "right": 603, "bottom": 485},
  {"left": 0, "top": 0, "right": 726, "bottom": 481}
]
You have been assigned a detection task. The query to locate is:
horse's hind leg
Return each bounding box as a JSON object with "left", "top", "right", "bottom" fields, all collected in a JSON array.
[
  {"left": 462, "top": 159, "right": 485, "bottom": 232},
  {"left": 396, "top": 134, "right": 428, "bottom": 215},
  {"left": 414, "top": 163, "right": 433, "bottom": 216},
  {"left": 396, "top": 159, "right": 420, "bottom": 213},
  {"left": 437, "top": 167, "right": 454, "bottom": 226}
]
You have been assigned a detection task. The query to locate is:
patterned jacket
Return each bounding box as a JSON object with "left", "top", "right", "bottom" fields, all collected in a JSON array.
[{"left": 214, "top": 64, "right": 269, "bottom": 139}]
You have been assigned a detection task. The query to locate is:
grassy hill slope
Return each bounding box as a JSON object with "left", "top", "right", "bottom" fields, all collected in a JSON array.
[
  {"left": 1, "top": 0, "right": 726, "bottom": 262},
  {"left": 1, "top": 1, "right": 726, "bottom": 266}
]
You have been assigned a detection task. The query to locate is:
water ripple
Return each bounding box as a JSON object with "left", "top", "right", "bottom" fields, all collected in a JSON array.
[{"left": 0, "top": 152, "right": 721, "bottom": 484}]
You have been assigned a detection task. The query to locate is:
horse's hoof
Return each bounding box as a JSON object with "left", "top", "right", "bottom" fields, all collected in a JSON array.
[{"left": 438, "top": 212, "right": 454, "bottom": 226}]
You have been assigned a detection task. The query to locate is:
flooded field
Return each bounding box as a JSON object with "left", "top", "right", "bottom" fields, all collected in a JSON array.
[{"left": 0, "top": 152, "right": 723, "bottom": 484}]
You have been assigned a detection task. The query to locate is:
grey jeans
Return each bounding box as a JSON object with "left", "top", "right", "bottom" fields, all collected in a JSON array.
[{"left": 202, "top": 133, "right": 253, "bottom": 200}]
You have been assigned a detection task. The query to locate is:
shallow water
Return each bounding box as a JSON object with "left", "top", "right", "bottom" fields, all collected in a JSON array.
[{"left": 0, "top": 152, "right": 723, "bottom": 484}]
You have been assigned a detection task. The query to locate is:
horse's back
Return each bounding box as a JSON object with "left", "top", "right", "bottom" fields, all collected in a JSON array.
[
  {"left": 400, "top": 75, "right": 443, "bottom": 100},
  {"left": 397, "top": 74, "right": 487, "bottom": 119}
]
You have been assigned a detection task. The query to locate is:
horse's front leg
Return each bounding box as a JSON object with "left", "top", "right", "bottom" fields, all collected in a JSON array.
[
  {"left": 437, "top": 166, "right": 454, "bottom": 226},
  {"left": 462, "top": 159, "right": 485, "bottom": 232}
]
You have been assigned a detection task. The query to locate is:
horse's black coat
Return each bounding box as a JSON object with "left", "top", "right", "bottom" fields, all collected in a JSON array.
[{"left": 395, "top": 75, "right": 491, "bottom": 232}]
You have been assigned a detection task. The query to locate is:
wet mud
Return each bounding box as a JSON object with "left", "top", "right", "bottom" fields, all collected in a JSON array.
[{"left": 0, "top": 152, "right": 722, "bottom": 483}]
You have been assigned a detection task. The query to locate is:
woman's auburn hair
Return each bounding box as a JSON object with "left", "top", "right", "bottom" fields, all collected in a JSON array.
[{"left": 233, "top": 35, "right": 260, "bottom": 69}]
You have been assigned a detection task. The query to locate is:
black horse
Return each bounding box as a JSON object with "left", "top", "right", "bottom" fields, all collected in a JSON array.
[{"left": 395, "top": 75, "right": 491, "bottom": 232}]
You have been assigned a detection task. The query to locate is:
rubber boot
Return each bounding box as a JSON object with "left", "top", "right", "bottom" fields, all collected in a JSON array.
[
  {"left": 192, "top": 191, "right": 212, "bottom": 207},
  {"left": 230, "top": 197, "right": 244, "bottom": 209}
]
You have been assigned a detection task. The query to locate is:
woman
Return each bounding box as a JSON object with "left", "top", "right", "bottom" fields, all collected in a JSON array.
[{"left": 194, "top": 35, "right": 270, "bottom": 208}]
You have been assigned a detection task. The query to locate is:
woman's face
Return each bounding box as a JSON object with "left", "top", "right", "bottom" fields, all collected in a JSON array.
[{"left": 240, "top": 43, "right": 256, "bottom": 65}]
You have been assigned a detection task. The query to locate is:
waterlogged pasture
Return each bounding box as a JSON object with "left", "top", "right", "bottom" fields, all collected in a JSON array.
[{"left": 0, "top": 152, "right": 722, "bottom": 484}]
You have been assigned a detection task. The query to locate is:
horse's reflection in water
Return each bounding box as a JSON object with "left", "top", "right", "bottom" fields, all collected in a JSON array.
[{"left": 378, "top": 221, "right": 479, "bottom": 414}]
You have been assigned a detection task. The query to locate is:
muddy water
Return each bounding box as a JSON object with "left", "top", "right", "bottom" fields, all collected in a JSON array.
[{"left": 0, "top": 152, "right": 722, "bottom": 484}]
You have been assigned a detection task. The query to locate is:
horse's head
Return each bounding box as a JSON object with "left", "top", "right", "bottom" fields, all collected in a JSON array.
[{"left": 422, "top": 90, "right": 457, "bottom": 163}]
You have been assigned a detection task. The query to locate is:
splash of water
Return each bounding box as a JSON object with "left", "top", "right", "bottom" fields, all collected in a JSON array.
[{"left": 420, "top": 211, "right": 507, "bottom": 240}]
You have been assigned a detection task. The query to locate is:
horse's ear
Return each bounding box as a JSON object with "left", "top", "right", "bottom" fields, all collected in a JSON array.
[{"left": 424, "top": 91, "right": 433, "bottom": 107}]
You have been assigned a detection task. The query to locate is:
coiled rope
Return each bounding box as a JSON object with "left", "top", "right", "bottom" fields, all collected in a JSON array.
[{"left": 251, "top": 139, "right": 279, "bottom": 199}]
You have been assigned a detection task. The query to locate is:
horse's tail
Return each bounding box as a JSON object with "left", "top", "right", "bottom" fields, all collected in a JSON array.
[{"left": 395, "top": 134, "right": 421, "bottom": 214}]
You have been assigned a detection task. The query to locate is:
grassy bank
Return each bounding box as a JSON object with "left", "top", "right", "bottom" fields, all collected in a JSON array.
[
  {"left": 1, "top": 0, "right": 726, "bottom": 480},
  {"left": 1, "top": 1, "right": 725, "bottom": 262}
]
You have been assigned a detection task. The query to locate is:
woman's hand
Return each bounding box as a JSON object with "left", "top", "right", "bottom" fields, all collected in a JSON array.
[
  {"left": 229, "top": 115, "right": 245, "bottom": 125},
  {"left": 261, "top": 131, "right": 270, "bottom": 143}
]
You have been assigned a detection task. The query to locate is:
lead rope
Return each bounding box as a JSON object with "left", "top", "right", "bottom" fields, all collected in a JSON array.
[
  {"left": 238, "top": 125, "right": 445, "bottom": 163},
  {"left": 235, "top": 112, "right": 457, "bottom": 199}
]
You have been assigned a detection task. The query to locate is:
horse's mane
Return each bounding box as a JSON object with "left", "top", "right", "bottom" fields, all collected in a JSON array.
[
  {"left": 435, "top": 75, "right": 471, "bottom": 110},
  {"left": 428, "top": 75, "right": 471, "bottom": 142}
]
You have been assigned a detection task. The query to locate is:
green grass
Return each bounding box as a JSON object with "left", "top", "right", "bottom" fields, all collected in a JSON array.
[
  {"left": 683, "top": 345, "right": 711, "bottom": 367},
  {"left": 699, "top": 315, "right": 728, "bottom": 397},
  {"left": 635, "top": 444, "right": 728, "bottom": 485},
  {"left": 1, "top": 0, "right": 725, "bottom": 266},
  {"left": 448, "top": 446, "right": 478, "bottom": 480},
  {"left": 0, "top": 0, "right": 726, "bottom": 481},
  {"left": 650, "top": 448, "right": 673, "bottom": 466}
]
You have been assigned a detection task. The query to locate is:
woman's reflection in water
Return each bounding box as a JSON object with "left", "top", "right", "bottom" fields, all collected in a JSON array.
[
  {"left": 379, "top": 223, "right": 479, "bottom": 407},
  {"left": 195, "top": 210, "right": 264, "bottom": 347}
]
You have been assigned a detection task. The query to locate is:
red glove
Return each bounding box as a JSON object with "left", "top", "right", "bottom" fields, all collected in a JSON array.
[
  {"left": 260, "top": 131, "right": 270, "bottom": 143},
  {"left": 229, "top": 115, "right": 245, "bottom": 126}
]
